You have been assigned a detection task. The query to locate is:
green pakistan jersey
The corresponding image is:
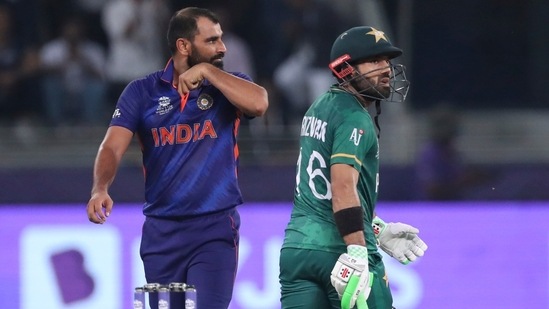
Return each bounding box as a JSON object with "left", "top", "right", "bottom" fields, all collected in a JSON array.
[{"left": 282, "top": 86, "right": 380, "bottom": 256}]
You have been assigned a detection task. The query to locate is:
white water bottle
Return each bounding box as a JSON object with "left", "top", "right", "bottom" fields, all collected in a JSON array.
[
  {"left": 185, "top": 285, "right": 197, "bottom": 309},
  {"left": 143, "top": 283, "right": 160, "bottom": 308},
  {"left": 133, "top": 287, "right": 145, "bottom": 309},
  {"left": 158, "top": 285, "right": 170, "bottom": 309}
]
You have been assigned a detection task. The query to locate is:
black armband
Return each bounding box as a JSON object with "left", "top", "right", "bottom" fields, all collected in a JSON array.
[{"left": 333, "top": 206, "right": 364, "bottom": 237}]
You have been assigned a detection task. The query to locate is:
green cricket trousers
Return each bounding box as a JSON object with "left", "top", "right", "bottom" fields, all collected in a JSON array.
[{"left": 280, "top": 248, "right": 393, "bottom": 309}]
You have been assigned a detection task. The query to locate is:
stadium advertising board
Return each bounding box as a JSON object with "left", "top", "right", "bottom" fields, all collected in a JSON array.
[{"left": 0, "top": 202, "right": 546, "bottom": 308}]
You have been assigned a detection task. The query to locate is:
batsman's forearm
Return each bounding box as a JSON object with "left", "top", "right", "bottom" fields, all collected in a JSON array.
[{"left": 343, "top": 231, "right": 367, "bottom": 247}]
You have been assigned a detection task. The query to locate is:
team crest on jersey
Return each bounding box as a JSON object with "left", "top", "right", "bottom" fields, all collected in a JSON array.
[
  {"left": 197, "top": 94, "right": 213, "bottom": 110},
  {"left": 156, "top": 96, "right": 173, "bottom": 115}
]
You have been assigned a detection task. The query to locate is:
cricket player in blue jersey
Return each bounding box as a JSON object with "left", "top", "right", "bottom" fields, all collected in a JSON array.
[{"left": 86, "top": 7, "right": 268, "bottom": 309}]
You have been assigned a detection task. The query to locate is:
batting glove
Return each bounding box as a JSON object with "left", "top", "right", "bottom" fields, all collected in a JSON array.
[
  {"left": 330, "top": 245, "right": 374, "bottom": 309},
  {"left": 372, "top": 217, "right": 428, "bottom": 264}
]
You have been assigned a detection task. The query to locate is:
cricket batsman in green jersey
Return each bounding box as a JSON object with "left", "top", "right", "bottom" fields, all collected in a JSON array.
[{"left": 279, "top": 26, "right": 428, "bottom": 309}]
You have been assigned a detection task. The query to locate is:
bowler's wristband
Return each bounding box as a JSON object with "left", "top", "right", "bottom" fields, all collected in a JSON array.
[{"left": 334, "top": 206, "right": 364, "bottom": 237}]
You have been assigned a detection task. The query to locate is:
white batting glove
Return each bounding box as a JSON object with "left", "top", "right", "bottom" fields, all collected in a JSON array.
[
  {"left": 372, "top": 217, "right": 428, "bottom": 264},
  {"left": 330, "top": 245, "right": 373, "bottom": 309}
]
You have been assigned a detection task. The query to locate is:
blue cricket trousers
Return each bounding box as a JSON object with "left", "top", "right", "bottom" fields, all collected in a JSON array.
[{"left": 140, "top": 208, "right": 240, "bottom": 309}]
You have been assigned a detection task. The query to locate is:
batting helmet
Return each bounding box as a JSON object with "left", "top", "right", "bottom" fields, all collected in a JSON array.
[
  {"left": 328, "top": 25, "right": 409, "bottom": 105},
  {"left": 329, "top": 26, "right": 402, "bottom": 75}
]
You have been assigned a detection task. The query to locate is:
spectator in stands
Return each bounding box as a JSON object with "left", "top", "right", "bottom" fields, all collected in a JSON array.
[
  {"left": 73, "top": 0, "right": 110, "bottom": 48},
  {"left": 272, "top": 0, "right": 354, "bottom": 128},
  {"left": 415, "top": 103, "right": 488, "bottom": 200},
  {"left": 101, "top": 0, "right": 170, "bottom": 105},
  {"left": 0, "top": 3, "right": 42, "bottom": 130},
  {"left": 39, "top": 15, "right": 107, "bottom": 127},
  {"left": 212, "top": 4, "right": 256, "bottom": 79}
]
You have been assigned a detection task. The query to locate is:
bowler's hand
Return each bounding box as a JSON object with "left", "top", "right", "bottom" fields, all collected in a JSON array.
[
  {"left": 87, "top": 192, "right": 113, "bottom": 224},
  {"left": 177, "top": 63, "right": 207, "bottom": 96}
]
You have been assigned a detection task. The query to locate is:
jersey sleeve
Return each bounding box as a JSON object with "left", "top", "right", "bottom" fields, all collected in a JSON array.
[
  {"left": 109, "top": 80, "right": 142, "bottom": 132},
  {"left": 229, "top": 71, "right": 255, "bottom": 119},
  {"left": 232, "top": 71, "right": 252, "bottom": 82},
  {"left": 330, "top": 112, "right": 377, "bottom": 171}
]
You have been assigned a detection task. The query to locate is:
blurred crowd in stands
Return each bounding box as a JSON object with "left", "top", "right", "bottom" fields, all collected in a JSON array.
[
  {"left": 1, "top": 0, "right": 546, "bottom": 202},
  {"left": 0, "top": 0, "right": 359, "bottom": 139}
]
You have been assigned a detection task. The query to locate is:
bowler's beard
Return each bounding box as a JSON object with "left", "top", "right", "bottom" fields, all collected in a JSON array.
[{"left": 188, "top": 46, "right": 224, "bottom": 69}]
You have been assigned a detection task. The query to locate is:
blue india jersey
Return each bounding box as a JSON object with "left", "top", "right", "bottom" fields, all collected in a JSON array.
[{"left": 110, "top": 59, "right": 248, "bottom": 217}]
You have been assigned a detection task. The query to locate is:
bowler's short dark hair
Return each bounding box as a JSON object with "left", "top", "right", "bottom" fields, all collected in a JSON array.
[{"left": 167, "top": 7, "right": 220, "bottom": 55}]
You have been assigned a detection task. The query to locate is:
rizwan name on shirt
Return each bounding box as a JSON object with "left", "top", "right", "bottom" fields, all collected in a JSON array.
[{"left": 301, "top": 116, "right": 327, "bottom": 142}]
